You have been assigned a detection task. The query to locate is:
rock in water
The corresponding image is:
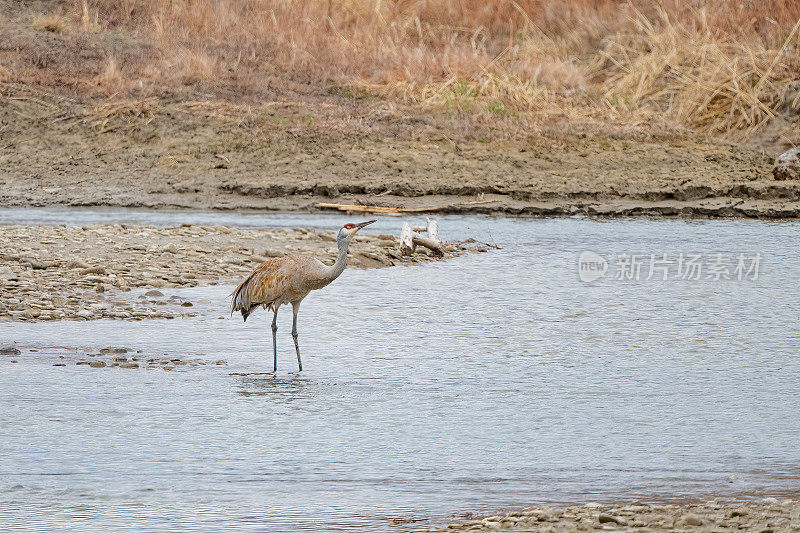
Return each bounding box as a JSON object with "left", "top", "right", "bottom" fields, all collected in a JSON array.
[
  {"left": 0, "top": 347, "right": 21, "bottom": 355},
  {"left": 100, "top": 347, "right": 128, "bottom": 354},
  {"left": 773, "top": 147, "right": 800, "bottom": 180}
]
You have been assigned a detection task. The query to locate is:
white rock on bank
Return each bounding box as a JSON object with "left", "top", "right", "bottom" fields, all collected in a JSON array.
[{"left": 773, "top": 147, "right": 800, "bottom": 180}]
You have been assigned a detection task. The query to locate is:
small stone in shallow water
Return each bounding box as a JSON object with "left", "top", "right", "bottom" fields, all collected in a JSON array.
[
  {"left": 145, "top": 290, "right": 164, "bottom": 297},
  {"left": 0, "top": 347, "right": 21, "bottom": 355},
  {"left": 119, "top": 362, "right": 139, "bottom": 369},
  {"left": 89, "top": 361, "right": 106, "bottom": 368},
  {"left": 180, "top": 302, "right": 193, "bottom": 307},
  {"left": 100, "top": 347, "right": 128, "bottom": 354},
  {"left": 52, "top": 363, "right": 66, "bottom": 367}
]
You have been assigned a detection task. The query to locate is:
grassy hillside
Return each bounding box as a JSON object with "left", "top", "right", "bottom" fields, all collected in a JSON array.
[{"left": 1, "top": 1, "right": 799, "bottom": 146}]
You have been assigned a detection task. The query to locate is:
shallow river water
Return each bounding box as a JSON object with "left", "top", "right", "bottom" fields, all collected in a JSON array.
[{"left": 1, "top": 210, "right": 799, "bottom": 532}]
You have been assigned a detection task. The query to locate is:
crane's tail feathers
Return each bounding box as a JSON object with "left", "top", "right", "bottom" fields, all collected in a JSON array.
[
  {"left": 231, "top": 274, "right": 274, "bottom": 322},
  {"left": 231, "top": 275, "right": 255, "bottom": 322}
]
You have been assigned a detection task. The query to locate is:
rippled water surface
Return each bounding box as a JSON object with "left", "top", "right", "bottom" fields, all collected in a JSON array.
[{"left": 1, "top": 210, "right": 799, "bottom": 532}]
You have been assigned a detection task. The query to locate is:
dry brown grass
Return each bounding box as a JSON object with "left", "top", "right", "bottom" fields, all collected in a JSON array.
[
  {"left": 3, "top": 0, "right": 800, "bottom": 141},
  {"left": 30, "top": 12, "right": 69, "bottom": 34},
  {"left": 601, "top": 7, "right": 800, "bottom": 139},
  {"left": 92, "top": 57, "right": 122, "bottom": 93}
]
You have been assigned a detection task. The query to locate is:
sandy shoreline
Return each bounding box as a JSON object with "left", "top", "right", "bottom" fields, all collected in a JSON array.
[
  {"left": 430, "top": 499, "right": 800, "bottom": 532},
  {"left": 0, "top": 223, "right": 478, "bottom": 322}
]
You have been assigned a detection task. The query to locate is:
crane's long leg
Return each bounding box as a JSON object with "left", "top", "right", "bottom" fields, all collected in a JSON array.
[
  {"left": 271, "top": 307, "right": 278, "bottom": 372},
  {"left": 291, "top": 301, "right": 302, "bottom": 371}
]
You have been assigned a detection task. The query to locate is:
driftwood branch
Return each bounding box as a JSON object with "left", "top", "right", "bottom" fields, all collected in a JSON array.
[
  {"left": 400, "top": 222, "right": 415, "bottom": 255},
  {"left": 401, "top": 217, "right": 444, "bottom": 256},
  {"left": 315, "top": 199, "right": 498, "bottom": 214}
]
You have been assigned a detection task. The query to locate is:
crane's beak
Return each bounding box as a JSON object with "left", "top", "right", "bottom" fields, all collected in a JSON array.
[{"left": 355, "top": 220, "right": 376, "bottom": 231}]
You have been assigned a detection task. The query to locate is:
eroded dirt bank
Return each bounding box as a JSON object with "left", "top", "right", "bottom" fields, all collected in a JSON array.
[
  {"left": 431, "top": 499, "right": 800, "bottom": 532},
  {"left": 2, "top": 95, "right": 799, "bottom": 219},
  {"left": 0, "top": 224, "right": 477, "bottom": 321}
]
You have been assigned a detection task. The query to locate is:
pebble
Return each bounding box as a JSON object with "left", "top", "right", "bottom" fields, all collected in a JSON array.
[
  {"left": 88, "top": 361, "right": 106, "bottom": 368},
  {"left": 119, "top": 362, "right": 139, "bottom": 369},
  {"left": 0, "top": 347, "right": 21, "bottom": 355},
  {"left": 24, "top": 259, "right": 49, "bottom": 270},
  {"left": 598, "top": 513, "right": 626, "bottom": 525},
  {"left": 100, "top": 347, "right": 128, "bottom": 354}
]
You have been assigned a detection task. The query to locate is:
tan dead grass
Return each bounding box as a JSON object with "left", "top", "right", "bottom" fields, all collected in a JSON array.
[
  {"left": 86, "top": 98, "right": 156, "bottom": 133},
  {"left": 3, "top": 1, "right": 800, "bottom": 141},
  {"left": 93, "top": 57, "right": 123, "bottom": 93},
  {"left": 600, "top": 8, "right": 800, "bottom": 139},
  {"left": 30, "top": 13, "right": 69, "bottom": 34}
]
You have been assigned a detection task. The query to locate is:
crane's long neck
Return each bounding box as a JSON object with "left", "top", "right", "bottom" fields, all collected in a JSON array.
[{"left": 322, "top": 236, "right": 351, "bottom": 284}]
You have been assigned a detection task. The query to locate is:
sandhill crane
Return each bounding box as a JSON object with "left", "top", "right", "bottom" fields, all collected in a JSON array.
[{"left": 231, "top": 220, "right": 376, "bottom": 371}]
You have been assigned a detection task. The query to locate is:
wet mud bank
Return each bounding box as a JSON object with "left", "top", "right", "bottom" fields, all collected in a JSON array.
[{"left": 1, "top": 99, "right": 798, "bottom": 219}]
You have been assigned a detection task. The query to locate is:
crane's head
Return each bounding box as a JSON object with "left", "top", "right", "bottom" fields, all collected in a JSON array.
[{"left": 338, "top": 220, "right": 376, "bottom": 242}]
